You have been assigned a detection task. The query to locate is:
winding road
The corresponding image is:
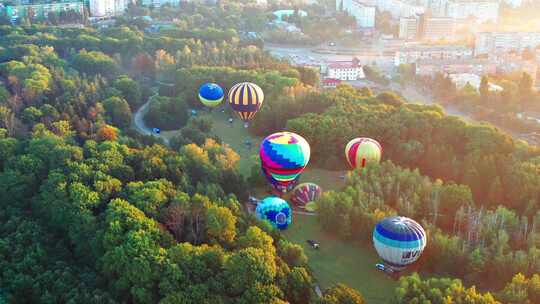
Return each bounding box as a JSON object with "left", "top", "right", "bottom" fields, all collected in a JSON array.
[{"left": 133, "top": 88, "right": 170, "bottom": 146}]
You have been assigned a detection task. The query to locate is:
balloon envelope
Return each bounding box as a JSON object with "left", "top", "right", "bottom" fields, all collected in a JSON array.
[
  {"left": 228, "top": 82, "right": 264, "bottom": 122},
  {"left": 262, "top": 166, "right": 299, "bottom": 193},
  {"left": 345, "top": 137, "right": 382, "bottom": 169},
  {"left": 260, "top": 132, "right": 310, "bottom": 187},
  {"left": 199, "top": 83, "right": 224, "bottom": 107},
  {"left": 373, "top": 216, "right": 427, "bottom": 270},
  {"left": 256, "top": 197, "right": 292, "bottom": 230},
  {"left": 291, "top": 183, "right": 322, "bottom": 209}
]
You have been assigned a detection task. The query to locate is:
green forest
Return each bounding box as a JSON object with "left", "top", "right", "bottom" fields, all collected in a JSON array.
[{"left": 1, "top": 3, "right": 540, "bottom": 304}]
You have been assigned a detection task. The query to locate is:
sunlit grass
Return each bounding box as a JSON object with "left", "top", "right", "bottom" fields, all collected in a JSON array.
[{"left": 283, "top": 214, "right": 397, "bottom": 303}]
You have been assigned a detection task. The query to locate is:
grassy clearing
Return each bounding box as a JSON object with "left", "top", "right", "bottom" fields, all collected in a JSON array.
[
  {"left": 162, "top": 110, "right": 396, "bottom": 301},
  {"left": 283, "top": 214, "right": 397, "bottom": 303}
]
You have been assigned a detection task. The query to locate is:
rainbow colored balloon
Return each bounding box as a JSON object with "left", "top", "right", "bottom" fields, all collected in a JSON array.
[
  {"left": 260, "top": 132, "right": 310, "bottom": 191},
  {"left": 262, "top": 166, "right": 300, "bottom": 193},
  {"left": 291, "top": 183, "right": 322, "bottom": 210},
  {"left": 256, "top": 196, "right": 292, "bottom": 230},
  {"left": 345, "top": 137, "right": 382, "bottom": 169}
]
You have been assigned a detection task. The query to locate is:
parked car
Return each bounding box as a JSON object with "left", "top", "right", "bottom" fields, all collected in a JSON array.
[{"left": 307, "top": 240, "right": 320, "bottom": 249}]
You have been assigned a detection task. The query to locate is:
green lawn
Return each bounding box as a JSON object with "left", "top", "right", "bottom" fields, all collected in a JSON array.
[
  {"left": 283, "top": 214, "right": 397, "bottom": 303},
  {"left": 163, "top": 111, "right": 395, "bottom": 301}
]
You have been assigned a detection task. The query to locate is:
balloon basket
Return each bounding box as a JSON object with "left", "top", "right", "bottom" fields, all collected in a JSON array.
[{"left": 243, "top": 122, "right": 249, "bottom": 128}]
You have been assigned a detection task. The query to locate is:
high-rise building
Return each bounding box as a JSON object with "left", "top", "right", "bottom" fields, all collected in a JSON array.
[
  {"left": 399, "top": 17, "right": 418, "bottom": 40},
  {"left": 339, "top": 0, "right": 376, "bottom": 28},
  {"left": 340, "top": 0, "right": 425, "bottom": 19},
  {"left": 446, "top": 0, "right": 499, "bottom": 23},
  {"left": 375, "top": 0, "right": 425, "bottom": 18},
  {"left": 428, "top": 0, "right": 449, "bottom": 16},
  {"left": 420, "top": 16, "right": 455, "bottom": 41},
  {"left": 89, "top": 0, "right": 131, "bottom": 16}
]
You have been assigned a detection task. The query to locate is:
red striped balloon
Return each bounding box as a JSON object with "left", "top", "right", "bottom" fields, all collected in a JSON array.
[
  {"left": 291, "top": 183, "right": 322, "bottom": 209},
  {"left": 345, "top": 137, "right": 382, "bottom": 169}
]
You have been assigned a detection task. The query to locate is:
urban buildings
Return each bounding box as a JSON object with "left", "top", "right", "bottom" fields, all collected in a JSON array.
[
  {"left": 325, "top": 59, "right": 366, "bottom": 81},
  {"left": 493, "top": 57, "right": 538, "bottom": 84},
  {"left": 141, "top": 0, "right": 180, "bottom": 7},
  {"left": 448, "top": 73, "right": 503, "bottom": 91},
  {"left": 339, "top": 0, "right": 424, "bottom": 19},
  {"left": 415, "top": 58, "right": 497, "bottom": 76},
  {"left": 4, "top": 0, "right": 84, "bottom": 20},
  {"left": 502, "top": 0, "right": 522, "bottom": 8},
  {"left": 395, "top": 44, "right": 473, "bottom": 65},
  {"left": 475, "top": 32, "right": 540, "bottom": 56},
  {"left": 399, "top": 14, "right": 456, "bottom": 41},
  {"left": 374, "top": 0, "right": 425, "bottom": 18},
  {"left": 273, "top": 9, "right": 308, "bottom": 21},
  {"left": 445, "top": 0, "right": 500, "bottom": 23},
  {"left": 399, "top": 17, "right": 418, "bottom": 40},
  {"left": 420, "top": 16, "right": 455, "bottom": 41},
  {"left": 337, "top": 0, "right": 375, "bottom": 28},
  {"left": 90, "top": 0, "right": 132, "bottom": 17},
  {"left": 322, "top": 78, "right": 343, "bottom": 88}
]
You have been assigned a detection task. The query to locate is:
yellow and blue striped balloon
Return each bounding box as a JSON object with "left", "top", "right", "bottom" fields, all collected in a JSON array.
[{"left": 227, "top": 82, "right": 264, "bottom": 122}]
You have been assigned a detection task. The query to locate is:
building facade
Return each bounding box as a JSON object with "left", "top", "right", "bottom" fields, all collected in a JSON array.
[
  {"left": 90, "top": 0, "right": 132, "bottom": 16},
  {"left": 475, "top": 32, "right": 540, "bottom": 56},
  {"left": 141, "top": 0, "right": 180, "bottom": 7},
  {"left": 338, "top": 0, "right": 375, "bottom": 28},
  {"left": 322, "top": 78, "right": 343, "bottom": 88},
  {"left": 326, "top": 60, "right": 366, "bottom": 81},
  {"left": 341, "top": 0, "right": 424, "bottom": 19},
  {"left": 375, "top": 0, "right": 425, "bottom": 18},
  {"left": 399, "top": 17, "right": 418, "bottom": 40},
  {"left": 415, "top": 58, "right": 497, "bottom": 76},
  {"left": 395, "top": 44, "right": 473, "bottom": 65},
  {"left": 421, "top": 16, "right": 455, "bottom": 41},
  {"left": 5, "top": 1, "right": 84, "bottom": 20}
]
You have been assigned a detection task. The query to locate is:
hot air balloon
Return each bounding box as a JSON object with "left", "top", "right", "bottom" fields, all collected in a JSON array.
[
  {"left": 345, "top": 137, "right": 382, "bottom": 169},
  {"left": 228, "top": 82, "right": 264, "bottom": 127},
  {"left": 373, "top": 216, "right": 427, "bottom": 271},
  {"left": 199, "top": 83, "right": 224, "bottom": 108},
  {"left": 256, "top": 196, "right": 292, "bottom": 230},
  {"left": 291, "top": 183, "right": 322, "bottom": 211},
  {"left": 260, "top": 132, "right": 310, "bottom": 192},
  {"left": 262, "top": 166, "right": 299, "bottom": 193}
]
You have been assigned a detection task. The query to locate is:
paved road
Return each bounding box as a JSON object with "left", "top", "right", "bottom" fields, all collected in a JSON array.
[{"left": 133, "top": 88, "right": 170, "bottom": 146}]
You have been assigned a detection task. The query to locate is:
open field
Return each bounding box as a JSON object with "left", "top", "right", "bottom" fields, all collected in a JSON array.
[
  {"left": 283, "top": 214, "right": 397, "bottom": 303},
  {"left": 155, "top": 108, "right": 396, "bottom": 302},
  {"left": 161, "top": 110, "right": 395, "bottom": 300}
]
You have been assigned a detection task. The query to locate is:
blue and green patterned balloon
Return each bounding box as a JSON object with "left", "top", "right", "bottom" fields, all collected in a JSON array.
[
  {"left": 256, "top": 197, "right": 292, "bottom": 230},
  {"left": 373, "top": 216, "right": 427, "bottom": 271}
]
